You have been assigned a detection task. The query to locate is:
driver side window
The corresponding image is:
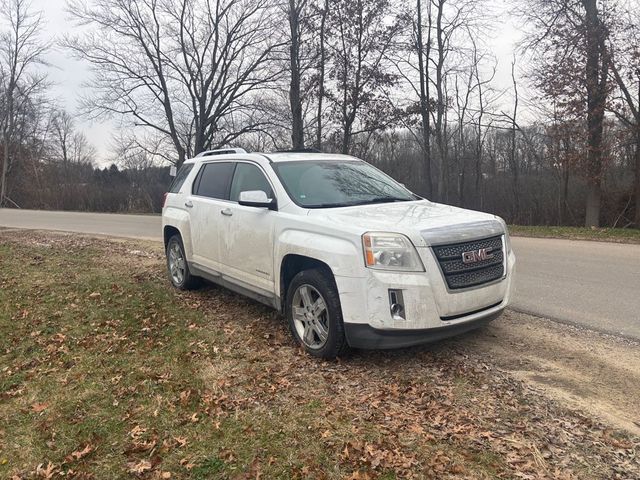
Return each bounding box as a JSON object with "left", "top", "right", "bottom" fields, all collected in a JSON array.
[{"left": 230, "top": 163, "right": 273, "bottom": 202}]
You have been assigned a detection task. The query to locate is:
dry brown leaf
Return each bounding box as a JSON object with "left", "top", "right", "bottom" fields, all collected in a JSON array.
[
  {"left": 174, "top": 436, "right": 188, "bottom": 448},
  {"left": 344, "top": 471, "right": 372, "bottom": 480},
  {"left": 31, "top": 402, "right": 49, "bottom": 413},
  {"left": 128, "top": 459, "right": 152, "bottom": 475},
  {"left": 35, "top": 462, "right": 56, "bottom": 479},
  {"left": 129, "top": 425, "right": 147, "bottom": 439},
  {"left": 52, "top": 333, "right": 66, "bottom": 343},
  {"left": 179, "top": 390, "right": 191, "bottom": 405},
  {"left": 179, "top": 457, "right": 194, "bottom": 470},
  {"left": 65, "top": 444, "right": 94, "bottom": 462}
]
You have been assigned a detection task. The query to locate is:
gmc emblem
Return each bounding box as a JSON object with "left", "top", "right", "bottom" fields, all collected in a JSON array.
[{"left": 461, "top": 248, "right": 494, "bottom": 264}]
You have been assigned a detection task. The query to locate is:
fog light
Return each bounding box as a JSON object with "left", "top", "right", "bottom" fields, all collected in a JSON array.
[{"left": 388, "top": 289, "right": 405, "bottom": 320}]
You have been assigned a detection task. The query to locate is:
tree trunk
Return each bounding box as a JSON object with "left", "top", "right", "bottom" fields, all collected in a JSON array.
[
  {"left": 288, "top": 0, "right": 304, "bottom": 149},
  {"left": 561, "top": 163, "right": 570, "bottom": 225},
  {"left": 582, "top": 0, "right": 607, "bottom": 228},
  {"left": 0, "top": 138, "right": 8, "bottom": 207},
  {"left": 585, "top": 183, "right": 601, "bottom": 227},
  {"left": 434, "top": 0, "right": 445, "bottom": 202},
  {"left": 316, "top": 0, "right": 328, "bottom": 149},
  {"left": 510, "top": 58, "right": 520, "bottom": 223},
  {"left": 176, "top": 147, "right": 186, "bottom": 168},
  {"left": 341, "top": 119, "right": 353, "bottom": 154},
  {"left": 635, "top": 123, "right": 640, "bottom": 227},
  {"left": 416, "top": 0, "right": 432, "bottom": 198},
  {"left": 475, "top": 77, "right": 484, "bottom": 205}
]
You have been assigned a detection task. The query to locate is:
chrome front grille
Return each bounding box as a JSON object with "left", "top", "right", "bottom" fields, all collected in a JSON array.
[{"left": 432, "top": 235, "right": 505, "bottom": 290}]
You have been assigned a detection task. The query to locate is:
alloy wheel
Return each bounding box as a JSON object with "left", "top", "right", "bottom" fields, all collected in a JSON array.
[
  {"left": 168, "top": 240, "right": 186, "bottom": 285},
  {"left": 291, "top": 284, "right": 330, "bottom": 349}
]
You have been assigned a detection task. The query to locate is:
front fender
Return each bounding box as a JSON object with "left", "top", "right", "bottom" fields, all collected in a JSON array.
[{"left": 274, "top": 229, "right": 364, "bottom": 296}]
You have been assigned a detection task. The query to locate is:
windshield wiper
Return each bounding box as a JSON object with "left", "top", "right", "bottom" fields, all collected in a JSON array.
[
  {"left": 306, "top": 202, "right": 354, "bottom": 208},
  {"left": 348, "top": 197, "right": 412, "bottom": 206},
  {"left": 305, "top": 197, "right": 412, "bottom": 208}
]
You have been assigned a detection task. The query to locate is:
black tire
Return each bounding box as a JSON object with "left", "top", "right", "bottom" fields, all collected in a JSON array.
[
  {"left": 286, "top": 268, "right": 349, "bottom": 359},
  {"left": 166, "top": 234, "right": 200, "bottom": 290}
]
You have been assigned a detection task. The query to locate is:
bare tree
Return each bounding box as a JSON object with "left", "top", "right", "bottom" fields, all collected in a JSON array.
[
  {"left": 608, "top": 3, "right": 640, "bottom": 226},
  {"left": 415, "top": 0, "right": 433, "bottom": 197},
  {"left": 50, "top": 109, "right": 95, "bottom": 169},
  {"left": 65, "top": 0, "right": 282, "bottom": 166},
  {"left": 509, "top": 57, "right": 520, "bottom": 222},
  {"left": 0, "top": 0, "right": 48, "bottom": 207},
  {"left": 314, "top": 0, "right": 329, "bottom": 149},
  {"left": 325, "top": 0, "right": 402, "bottom": 154},
  {"left": 287, "top": 0, "right": 306, "bottom": 149},
  {"left": 518, "top": 0, "right": 612, "bottom": 227},
  {"left": 452, "top": 64, "right": 474, "bottom": 205},
  {"left": 583, "top": 0, "right": 610, "bottom": 227},
  {"left": 471, "top": 41, "right": 497, "bottom": 208}
]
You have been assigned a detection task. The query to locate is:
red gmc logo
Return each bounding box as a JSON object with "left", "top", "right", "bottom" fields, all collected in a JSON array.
[{"left": 461, "top": 248, "right": 494, "bottom": 264}]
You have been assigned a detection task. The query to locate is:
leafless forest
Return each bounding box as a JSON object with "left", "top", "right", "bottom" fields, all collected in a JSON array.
[{"left": 0, "top": 0, "right": 638, "bottom": 227}]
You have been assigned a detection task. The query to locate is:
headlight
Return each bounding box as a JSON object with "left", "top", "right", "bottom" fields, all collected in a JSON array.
[
  {"left": 496, "top": 216, "right": 511, "bottom": 253},
  {"left": 362, "top": 232, "right": 424, "bottom": 272}
]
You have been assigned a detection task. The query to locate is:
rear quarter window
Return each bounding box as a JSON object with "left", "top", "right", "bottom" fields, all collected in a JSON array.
[{"left": 168, "top": 163, "right": 194, "bottom": 193}]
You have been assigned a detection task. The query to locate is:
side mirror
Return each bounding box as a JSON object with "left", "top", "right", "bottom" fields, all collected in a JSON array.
[{"left": 238, "top": 190, "right": 277, "bottom": 210}]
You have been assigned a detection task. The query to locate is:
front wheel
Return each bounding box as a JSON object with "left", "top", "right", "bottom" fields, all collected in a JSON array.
[
  {"left": 286, "top": 268, "right": 349, "bottom": 359},
  {"left": 166, "top": 235, "right": 200, "bottom": 290}
]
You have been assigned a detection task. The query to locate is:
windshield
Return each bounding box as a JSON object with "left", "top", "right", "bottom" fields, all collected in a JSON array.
[{"left": 272, "top": 160, "right": 417, "bottom": 208}]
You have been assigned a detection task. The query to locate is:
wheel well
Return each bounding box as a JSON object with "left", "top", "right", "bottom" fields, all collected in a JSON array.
[
  {"left": 280, "top": 254, "right": 333, "bottom": 310},
  {"left": 163, "top": 225, "right": 181, "bottom": 248}
]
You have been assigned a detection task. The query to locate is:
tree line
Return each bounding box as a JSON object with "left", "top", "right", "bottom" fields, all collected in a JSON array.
[{"left": 0, "top": 0, "right": 638, "bottom": 226}]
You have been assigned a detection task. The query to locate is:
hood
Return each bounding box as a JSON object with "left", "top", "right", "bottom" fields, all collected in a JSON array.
[{"left": 306, "top": 200, "right": 505, "bottom": 247}]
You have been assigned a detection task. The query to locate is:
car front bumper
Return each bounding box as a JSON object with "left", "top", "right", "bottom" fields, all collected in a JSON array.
[
  {"left": 334, "top": 247, "right": 515, "bottom": 349},
  {"left": 344, "top": 307, "right": 504, "bottom": 349}
]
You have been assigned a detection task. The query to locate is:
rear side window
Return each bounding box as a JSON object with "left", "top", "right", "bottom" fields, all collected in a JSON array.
[
  {"left": 169, "top": 163, "right": 194, "bottom": 193},
  {"left": 230, "top": 163, "right": 273, "bottom": 202},
  {"left": 193, "top": 162, "right": 235, "bottom": 199}
]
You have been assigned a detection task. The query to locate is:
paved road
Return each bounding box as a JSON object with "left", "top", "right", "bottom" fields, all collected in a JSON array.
[
  {"left": 2, "top": 208, "right": 639, "bottom": 339},
  {"left": 0, "top": 208, "right": 161, "bottom": 241},
  {"left": 511, "top": 236, "right": 640, "bottom": 339}
]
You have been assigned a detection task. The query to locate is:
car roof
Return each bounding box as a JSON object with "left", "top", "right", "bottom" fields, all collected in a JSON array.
[
  {"left": 184, "top": 152, "right": 359, "bottom": 164},
  {"left": 264, "top": 152, "right": 358, "bottom": 163}
]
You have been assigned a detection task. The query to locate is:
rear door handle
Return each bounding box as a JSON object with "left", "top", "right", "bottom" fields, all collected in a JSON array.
[
  {"left": 184, "top": 200, "right": 193, "bottom": 208},
  {"left": 221, "top": 208, "right": 233, "bottom": 216}
]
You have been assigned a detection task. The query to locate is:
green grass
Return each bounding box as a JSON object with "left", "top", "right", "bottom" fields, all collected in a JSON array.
[
  {"left": 0, "top": 231, "right": 637, "bottom": 479},
  {"left": 509, "top": 225, "right": 640, "bottom": 243}
]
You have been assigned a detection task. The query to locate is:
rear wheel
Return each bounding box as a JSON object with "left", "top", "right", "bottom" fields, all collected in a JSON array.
[
  {"left": 286, "top": 268, "right": 349, "bottom": 359},
  {"left": 166, "top": 235, "right": 200, "bottom": 290}
]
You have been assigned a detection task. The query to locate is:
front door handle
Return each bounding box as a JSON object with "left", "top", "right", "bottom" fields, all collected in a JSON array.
[
  {"left": 184, "top": 200, "right": 193, "bottom": 208},
  {"left": 221, "top": 208, "right": 233, "bottom": 216}
]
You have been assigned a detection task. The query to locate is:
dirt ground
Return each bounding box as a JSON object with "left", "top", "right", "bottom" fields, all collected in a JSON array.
[{"left": 449, "top": 312, "right": 640, "bottom": 436}]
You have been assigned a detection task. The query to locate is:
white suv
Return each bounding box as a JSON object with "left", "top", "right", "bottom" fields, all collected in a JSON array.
[{"left": 162, "top": 148, "right": 515, "bottom": 358}]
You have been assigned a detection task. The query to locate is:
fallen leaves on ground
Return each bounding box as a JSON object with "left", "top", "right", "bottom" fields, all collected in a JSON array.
[{"left": 0, "top": 230, "right": 638, "bottom": 479}]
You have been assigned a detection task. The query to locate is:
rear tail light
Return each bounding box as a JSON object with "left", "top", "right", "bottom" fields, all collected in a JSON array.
[{"left": 162, "top": 192, "right": 168, "bottom": 208}]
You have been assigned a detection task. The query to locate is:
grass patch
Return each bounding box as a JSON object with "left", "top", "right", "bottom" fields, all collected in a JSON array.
[
  {"left": 0, "top": 230, "right": 638, "bottom": 479},
  {"left": 509, "top": 224, "right": 640, "bottom": 243}
]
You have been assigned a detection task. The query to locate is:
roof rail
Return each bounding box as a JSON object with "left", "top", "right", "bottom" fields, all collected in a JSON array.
[
  {"left": 195, "top": 148, "right": 247, "bottom": 158},
  {"left": 275, "top": 148, "right": 322, "bottom": 153}
]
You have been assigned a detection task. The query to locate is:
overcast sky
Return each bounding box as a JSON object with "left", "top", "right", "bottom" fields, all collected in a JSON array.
[{"left": 33, "top": 0, "right": 524, "bottom": 167}]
